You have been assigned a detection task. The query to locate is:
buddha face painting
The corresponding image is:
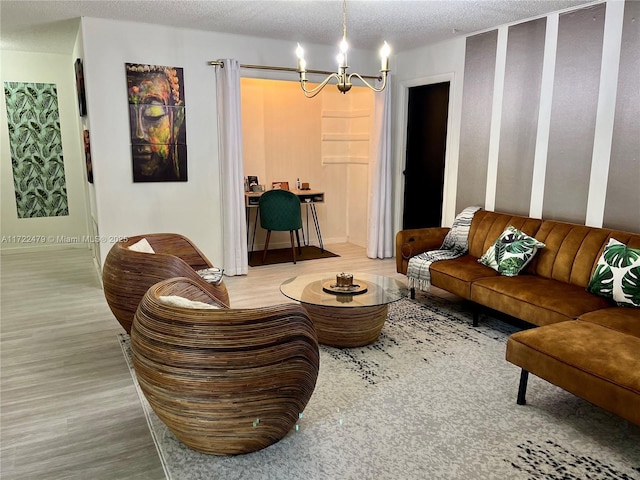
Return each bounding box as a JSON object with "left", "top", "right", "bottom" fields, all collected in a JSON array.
[{"left": 126, "top": 64, "right": 187, "bottom": 182}]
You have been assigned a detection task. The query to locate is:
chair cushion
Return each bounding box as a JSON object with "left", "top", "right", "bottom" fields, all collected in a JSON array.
[
  {"left": 158, "top": 295, "right": 220, "bottom": 309},
  {"left": 128, "top": 238, "right": 155, "bottom": 253}
]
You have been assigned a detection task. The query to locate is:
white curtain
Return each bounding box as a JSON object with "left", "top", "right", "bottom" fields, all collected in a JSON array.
[
  {"left": 366, "top": 76, "right": 394, "bottom": 259},
  {"left": 215, "top": 59, "right": 248, "bottom": 275}
]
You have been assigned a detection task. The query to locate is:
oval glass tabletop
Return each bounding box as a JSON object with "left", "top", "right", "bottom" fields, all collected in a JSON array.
[{"left": 280, "top": 272, "right": 407, "bottom": 308}]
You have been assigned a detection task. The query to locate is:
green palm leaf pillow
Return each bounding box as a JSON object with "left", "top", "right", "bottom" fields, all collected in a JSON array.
[
  {"left": 478, "top": 225, "right": 545, "bottom": 276},
  {"left": 587, "top": 238, "right": 640, "bottom": 307}
]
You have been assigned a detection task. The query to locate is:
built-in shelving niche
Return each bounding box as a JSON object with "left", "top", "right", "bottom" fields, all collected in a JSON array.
[{"left": 321, "top": 109, "right": 371, "bottom": 165}]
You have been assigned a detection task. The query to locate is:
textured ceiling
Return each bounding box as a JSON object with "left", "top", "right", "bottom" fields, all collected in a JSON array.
[{"left": 1, "top": 0, "right": 597, "bottom": 55}]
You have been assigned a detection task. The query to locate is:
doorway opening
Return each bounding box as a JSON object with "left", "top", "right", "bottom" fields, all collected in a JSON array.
[{"left": 402, "top": 81, "right": 450, "bottom": 229}]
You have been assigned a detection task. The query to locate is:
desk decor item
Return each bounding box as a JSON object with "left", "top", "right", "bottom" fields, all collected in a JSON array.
[{"left": 247, "top": 176, "right": 259, "bottom": 189}]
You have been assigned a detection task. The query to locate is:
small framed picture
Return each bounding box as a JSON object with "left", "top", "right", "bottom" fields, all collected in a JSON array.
[
  {"left": 75, "top": 58, "right": 87, "bottom": 116},
  {"left": 83, "top": 130, "right": 93, "bottom": 183},
  {"left": 272, "top": 181, "right": 289, "bottom": 190}
]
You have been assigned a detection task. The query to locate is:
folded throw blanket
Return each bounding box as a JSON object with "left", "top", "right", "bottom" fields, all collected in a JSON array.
[{"left": 407, "top": 206, "right": 482, "bottom": 291}]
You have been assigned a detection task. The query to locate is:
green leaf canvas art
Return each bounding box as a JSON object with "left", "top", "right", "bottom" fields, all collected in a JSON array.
[{"left": 3, "top": 82, "right": 69, "bottom": 218}]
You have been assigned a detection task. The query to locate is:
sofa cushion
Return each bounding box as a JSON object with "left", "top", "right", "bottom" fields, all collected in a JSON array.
[
  {"left": 506, "top": 320, "right": 640, "bottom": 426},
  {"left": 471, "top": 275, "right": 612, "bottom": 326},
  {"left": 467, "top": 210, "right": 542, "bottom": 259},
  {"left": 578, "top": 307, "right": 640, "bottom": 337},
  {"left": 587, "top": 238, "right": 640, "bottom": 307},
  {"left": 478, "top": 225, "right": 545, "bottom": 276},
  {"left": 429, "top": 255, "right": 499, "bottom": 300}
]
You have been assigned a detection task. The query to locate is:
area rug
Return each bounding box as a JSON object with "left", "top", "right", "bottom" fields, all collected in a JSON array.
[
  {"left": 248, "top": 245, "right": 339, "bottom": 266},
  {"left": 119, "top": 292, "right": 640, "bottom": 480}
]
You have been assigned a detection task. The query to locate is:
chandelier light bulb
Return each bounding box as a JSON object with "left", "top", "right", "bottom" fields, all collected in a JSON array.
[
  {"left": 337, "top": 53, "right": 345, "bottom": 68},
  {"left": 339, "top": 37, "right": 349, "bottom": 53},
  {"left": 296, "top": 43, "right": 306, "bottom": 72},
  {"left": 380, "top": 41, "right": 390, "bottom": 71},
  {"left": 380, "top": 41, "right": 390, "bottom": 59}
]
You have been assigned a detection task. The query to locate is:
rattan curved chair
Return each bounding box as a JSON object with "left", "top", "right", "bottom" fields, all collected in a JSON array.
[
  {"left": 103, "top": 233, "right": 229, "bottom": 333},
  {"left": 131, "top": 277, "right": 320, "bottom": 455},
  {"left": 259, "top": 189, "right": 303, "bottom": 264}
]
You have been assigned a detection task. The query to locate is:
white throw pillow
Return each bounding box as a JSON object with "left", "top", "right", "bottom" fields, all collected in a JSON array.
[
  {"left": 158, "top": 295, "right": 220, "bottom": 309},
  {"left": 128, "top": 238, "right": 155, "bottom": 254}
]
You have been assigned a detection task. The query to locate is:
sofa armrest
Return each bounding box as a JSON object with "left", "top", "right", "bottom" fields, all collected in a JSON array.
[{"left": 395, "top": 227, "right": 450, "bottom": 274}]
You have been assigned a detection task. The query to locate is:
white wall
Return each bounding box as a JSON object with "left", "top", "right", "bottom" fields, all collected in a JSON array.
[
  {"left": 80, "top": 17, "right": 379, "bottom": 268},
  {"left": 0, "top": 50, "right": 90, "bottom": 253}
]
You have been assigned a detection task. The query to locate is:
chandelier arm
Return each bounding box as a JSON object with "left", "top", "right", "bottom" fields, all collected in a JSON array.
[
  {"left": 300, "top": 73, "right": 340, "bottom": 98},
  {"left": 348, "top": 72, "right": 388, "bottom": 92}
]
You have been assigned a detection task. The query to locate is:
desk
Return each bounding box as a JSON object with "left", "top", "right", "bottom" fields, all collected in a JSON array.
[{"left": 245, "top": 189, "right": 325, "bottom": 254}]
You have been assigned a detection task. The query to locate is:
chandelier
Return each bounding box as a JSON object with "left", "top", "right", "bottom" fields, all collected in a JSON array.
[{"left": 295, "top": 0, "right": 390, "bottom": 98}]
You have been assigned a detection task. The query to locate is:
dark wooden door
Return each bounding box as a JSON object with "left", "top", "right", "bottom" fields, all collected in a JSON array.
[{"left": 402, "top": 82, "right": 450, "bottom": 229}]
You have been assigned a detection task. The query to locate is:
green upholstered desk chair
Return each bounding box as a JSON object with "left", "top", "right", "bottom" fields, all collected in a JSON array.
[{"left": 259, "top": 189, "right": 303, "bottom": 264}]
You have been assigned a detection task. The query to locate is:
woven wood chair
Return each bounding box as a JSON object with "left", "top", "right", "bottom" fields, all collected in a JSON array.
[
  {"left": 102, "top": 233, "right": 229, "bottom": 333},
  {"left": 131, "top": 277, "right": 320, "bottom": 455}
]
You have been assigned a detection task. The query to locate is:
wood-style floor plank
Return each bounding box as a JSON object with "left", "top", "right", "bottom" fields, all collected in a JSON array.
[{"left": 1, "top": 242, "right": 417, "bottom": 479}]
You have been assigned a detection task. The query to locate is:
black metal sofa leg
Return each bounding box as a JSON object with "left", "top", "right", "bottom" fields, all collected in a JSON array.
[
  {"left": 410, "top": 287, "right": 415, "bottom": 299},
  {"left": 517, "top": 369, "right": 529, "bottom": 405},
  {"left": 473, "top": 310, "right": 479, "bottom": 327}
]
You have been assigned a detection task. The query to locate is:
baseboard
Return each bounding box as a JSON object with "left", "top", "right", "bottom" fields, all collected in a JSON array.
[
  {"left": 251, "top": 236, "right": 347, "bottom": 251},
  {"left": 0, "top": 243, "right": 91, "bottom": 255}
]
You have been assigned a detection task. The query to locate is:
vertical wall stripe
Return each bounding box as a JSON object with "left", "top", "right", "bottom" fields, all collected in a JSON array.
[
  {"left": 603, "top": 0, "right": 640, "bottom": 232},
  {"left": 530, "top": 13, "right": 559, "bottom": 219},
  {"left": 585, "top": 0, "right": 625, "bottom": 227},
  {"left": 495, "top": 17, "right": 547, "bottom": 216},
  {"left": 456, "top": 30, "right": 498, "bottom": 213},
  {"left": 543, "top": 3, "right": 606, "bottom": 224},
  {"left": 484, "top": 27, "right": 508, "bottom": 211}
]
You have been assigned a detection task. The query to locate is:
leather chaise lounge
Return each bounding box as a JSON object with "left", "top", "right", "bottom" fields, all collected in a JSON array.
[{"left": 396, "top": 210, "right": 640, "bottom": 425}]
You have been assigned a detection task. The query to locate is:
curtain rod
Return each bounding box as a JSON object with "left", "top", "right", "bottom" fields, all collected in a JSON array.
[{"left": 208, "top": 61, "right": 380, "bottom": 80}]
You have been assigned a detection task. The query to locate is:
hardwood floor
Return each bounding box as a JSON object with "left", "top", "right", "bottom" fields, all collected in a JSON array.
[{"left": 0, "top": 243, "right": 409, "bottom": 479}]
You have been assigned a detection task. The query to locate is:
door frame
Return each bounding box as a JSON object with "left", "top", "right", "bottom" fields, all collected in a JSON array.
[{"left": 394, "top": 72, "right": 458, "bottom": 233}]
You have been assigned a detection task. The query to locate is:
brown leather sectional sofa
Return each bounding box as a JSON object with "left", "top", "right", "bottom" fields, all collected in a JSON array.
[{"left": 396, "top": 210, "right": 640, "bottom": 425}]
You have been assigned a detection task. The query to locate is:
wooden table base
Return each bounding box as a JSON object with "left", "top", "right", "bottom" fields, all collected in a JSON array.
[{"left": 302, "top": 304, "right": 389, "bottom": 348}]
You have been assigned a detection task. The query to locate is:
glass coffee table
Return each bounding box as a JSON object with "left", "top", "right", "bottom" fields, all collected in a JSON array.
[{"left": 280, "top": 272, "right": 407, "bottom": 348}]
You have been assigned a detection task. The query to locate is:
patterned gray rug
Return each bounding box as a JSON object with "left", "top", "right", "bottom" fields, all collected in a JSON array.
[{"left": 119, "top": 293, "right": 640, "bottom": 480}]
